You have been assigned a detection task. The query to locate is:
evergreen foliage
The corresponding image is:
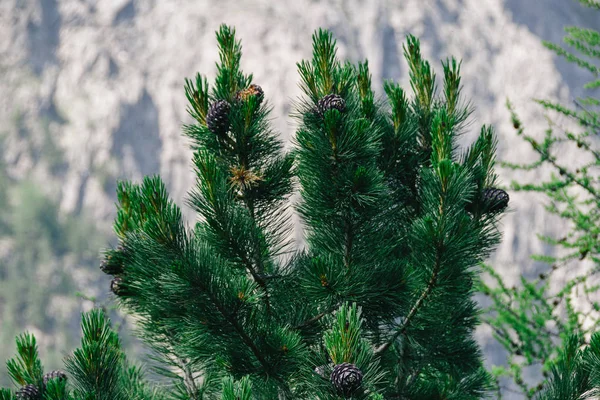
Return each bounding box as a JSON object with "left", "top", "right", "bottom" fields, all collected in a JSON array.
[
  {"left": 535, "top": 333, "right": 600, "bottom": 400},
  {"left": 481, "top": 0, "right": 600, "bottom": 398},
  {"left": 0, "top": 309, "right": 160, "bottom": 400},
  {"left": 3, "top": 25, "right": 511, "bottom": 398}
]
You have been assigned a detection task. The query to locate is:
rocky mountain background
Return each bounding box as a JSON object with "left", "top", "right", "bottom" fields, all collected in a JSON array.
[{"left": 1, "top": 0, "right": 599, "bottom": 396}]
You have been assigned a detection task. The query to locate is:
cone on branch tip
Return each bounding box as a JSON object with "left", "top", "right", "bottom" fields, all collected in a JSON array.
[
  {"left": 111, "top": 276, "right": 124, "bottom": 296},
  {"left": 317, "top": 94, "right": 346, "bottom": 118},
  {"left": 330, "top": 363, "right": 363, "bottom": 396},
  {"left": 43, "top": 370, "right": 67, "bottom": 386},
  {"left": 99, "top": 246, "right": 126, "bottom": 275},
  {"left": 15, "top": 384, "right": 40, "bottom": 400},
  {"left": 206, "top": 100, "right": 231, "bottom": 135},
  {"left": 482, "top": 188, "right": 509, "bottom": 213},
  {"left": 235, "top": 84, "right": 264, "bottom": 105}
]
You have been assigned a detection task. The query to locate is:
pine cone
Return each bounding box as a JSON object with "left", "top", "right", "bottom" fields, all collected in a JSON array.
[
  {"left": 43, "top": 370, "right": 67, "bottom": 386},
  {"left": 111, "top": 277, "right": 125, "bottom": 296},
  {"left": 99, "top": 246, "right": 126, "bottom": 275},
  {"left": 206, "top": 100, "right": 231, "bottom": 135},
  {"left": 16, "top": 384, "right": 41, "bottom": 400},
  {"left": 330, "top": 363, "right": 363, "bottom": 396},
  {"left": 482, "top": 188, "right": 509, "bottom": 213},
  {"left": 235, "top": 84, "right": 264, "bottom": 105},
  {"left": 317, "top": 94, "right": 346, "bottom": 118}
]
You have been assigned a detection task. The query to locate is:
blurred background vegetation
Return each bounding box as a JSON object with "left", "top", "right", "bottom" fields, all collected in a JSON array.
[{"left": 0, "top": 127, "right": 109, "bottom": 386}]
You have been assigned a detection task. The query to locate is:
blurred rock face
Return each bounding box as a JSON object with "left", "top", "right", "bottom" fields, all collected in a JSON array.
[{"left": 0, "top": 0, "right": 598, "bottom": 378}]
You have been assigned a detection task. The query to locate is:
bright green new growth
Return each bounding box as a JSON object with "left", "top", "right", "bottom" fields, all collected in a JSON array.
[
  {"left": 3, "top": 25, "right": 511, "bottom": 399},
  {"left": 6, "top": 334, "right": 44, "bottom": 389}
]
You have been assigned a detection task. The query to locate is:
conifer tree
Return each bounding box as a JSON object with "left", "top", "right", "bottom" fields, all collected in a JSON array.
[{"left": 2, "top": 25, "right": 512, "bottom": 399}]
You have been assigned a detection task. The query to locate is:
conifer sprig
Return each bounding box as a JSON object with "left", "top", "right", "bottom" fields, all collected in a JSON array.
[
  {"left": 213, "top": 25, "right": 250, "bottom": 100},
  {"left": 185, "top": 73, "right": 210, "bottom": 126},
  {"left": 5, "top": 334, "right": 43, "bottom": 388}
]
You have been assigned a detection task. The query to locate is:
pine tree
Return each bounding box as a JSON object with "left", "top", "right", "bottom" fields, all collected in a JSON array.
[
  {"left": 481, "top": 0, "right": 600, "bottom": 398},
  {"left": 3, "top": 25, "right": 512, "bottom": 399}
]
